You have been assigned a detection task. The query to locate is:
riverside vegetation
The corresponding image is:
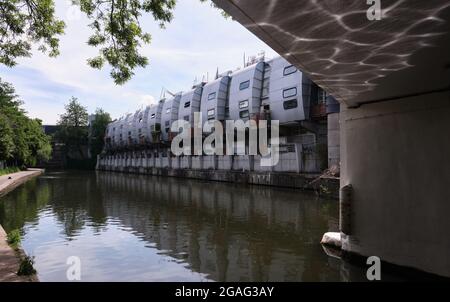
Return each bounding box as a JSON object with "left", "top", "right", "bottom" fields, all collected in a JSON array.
[{"left": 6, "top": 229, "right": 36, "bottom": 276}]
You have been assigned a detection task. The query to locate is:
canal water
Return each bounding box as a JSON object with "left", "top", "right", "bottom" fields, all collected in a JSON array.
[{"left": 0, "top": 171, "right": 368, "bottom": 281}]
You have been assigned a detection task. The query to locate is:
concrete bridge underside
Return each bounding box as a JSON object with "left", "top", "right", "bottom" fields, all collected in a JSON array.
[{"left": 213, "top": 0, "right": 450, "bottom": 277}]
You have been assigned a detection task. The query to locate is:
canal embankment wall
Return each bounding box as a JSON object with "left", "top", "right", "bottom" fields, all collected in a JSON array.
[
  {"left": 0, "top": 169, "right": 43, "bottom": 282},
  {"left": 97, "top": 162, "right": 339, "bottom": 199},
  {"left": 0, "top": 169, "right": 44, "bottom": 198}
]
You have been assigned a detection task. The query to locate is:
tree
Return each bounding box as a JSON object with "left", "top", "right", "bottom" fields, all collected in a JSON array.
[
  {"left": 0, "top": 81, "right": 16, "bottom": 161},
  {"left": 56, "top": 97, "right": 89, "bottom": 159},
  {"left": 26, "top": 118, "right": 52, "bottom": 165},
  {"left": 89, "top": 108, "right": 112, "bottom": 159},
  {"left": 58, "top": 97, "right": 89, "bottom": 127},
  {"left": 0, "top": 114, "right": 14, "bottom": 160},
  {"left": 0, "top": 0, "right": 65, "bottom": 67},
  {"left": 82, "top": 0, "right": 176, "bottom": 84},
  {"left": 0, "top": 78, "right": 52, "bottom": 167},
  {"left": 1, "top": 1, "right": 225, "bottom": 84}
]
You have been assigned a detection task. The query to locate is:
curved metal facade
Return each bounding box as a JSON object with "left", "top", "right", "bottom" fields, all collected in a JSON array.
[
  {"left": 147, "top": 100, "right": 164, "bottom": 144},
  {"left": 200, "top": 76, "right": 231, "bottom": 126},
  {"left": 160, "top": 93, "right": 182, "bottom": 142},
  {"left": 266, "top": 56, "right": 306, "bottom": 124},
  {"left": 105, "top": 56, "right": 328, "bottom": 151},
  {"left": 177, "top": 86, "right": 203, "bottom": 127},
  {"left": 228, "top": 61, "right": 265, "bottom": 121}
]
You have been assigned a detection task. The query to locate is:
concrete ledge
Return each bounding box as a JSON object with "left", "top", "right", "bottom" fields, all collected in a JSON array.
[
  {"left": 97, "top": 166, "right": 339, "bottom": 199},
  {"left": 0, "top": 169, "right": 44, "bottom": 198}
]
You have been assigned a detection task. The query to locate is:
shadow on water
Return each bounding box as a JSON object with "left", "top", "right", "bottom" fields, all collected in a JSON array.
[{"left": 0, "top": 170, "right": 369, "bottom": 281}]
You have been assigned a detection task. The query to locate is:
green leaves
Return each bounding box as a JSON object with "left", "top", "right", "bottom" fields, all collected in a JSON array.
[
  {"left": 0, "top": 78, "right": 52, "bottom": 166},
  {"left": 58, "top": 97, "right": 89, "bottom": 128},
  {"left": 89, "top": 108, "right": 112, "bottom": 158},
  {"left": 87, "top": 56, "right": 105, "bottom": 69},
  {"left": 0, "top": 114, "right": 14, "bottom": 160},
  {"left": 56, "top": 97, "right": 89, "bottom": 159},
  {"left": 0, "top": 0, "right": 65, "bottom": 67},
  {"left": 78, "top": 0, "right": 176, "bottom": 84},
  {"left": 1, "top": 0, "right": 227, "bottom": 84},
  {"left": 55, "top": 99, "right": 112, "bottom": 162}
]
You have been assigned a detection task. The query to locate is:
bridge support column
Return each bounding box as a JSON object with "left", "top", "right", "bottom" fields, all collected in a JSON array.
[{"left": 340, "top": 90, "right": 450, "bottom": 277}]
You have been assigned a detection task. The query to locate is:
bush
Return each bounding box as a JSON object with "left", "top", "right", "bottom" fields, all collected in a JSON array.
[
  {"left": 17, "top": 255, "right": 36, "bottom": 276},
  {"left": 6, "top": 229, "right": 21, "bottom": 249},
  {"left": 0, "top": 166, "right": 21, "bottom": 176}
]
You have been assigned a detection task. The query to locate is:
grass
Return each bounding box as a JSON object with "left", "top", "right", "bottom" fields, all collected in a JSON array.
[
  {"left": 0, "top": 167, "right": 21, "bottom": 176},
  {"left": 6, "top": 229, "right": 21, "bottom": 249},
  {"left": 17, "top": 255, "right": 36, "bottom": 276},
  {"left": 6, "top": 229, "right": 37, "bottom": 277}
]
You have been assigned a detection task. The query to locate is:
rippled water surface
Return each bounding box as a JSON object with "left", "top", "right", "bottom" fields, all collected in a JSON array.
[{"left": 0, "top": 171, "right": 367, "bottom": 281}]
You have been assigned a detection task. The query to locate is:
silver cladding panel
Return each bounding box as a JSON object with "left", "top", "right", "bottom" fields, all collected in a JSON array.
[
  {"left": 137, "top": 106, "right": 151, "bottom": 144},
  {"left": 123, "top": 113, "right": 135, "bottom": 147},
  {"left": 112, "top": 119, "right": 122, "bottom": 149},
  {"left": 228, "top": 61, "right": 264, "bottom": 121},
  {"left": 105, "top": 56, "right": 311, "bottom": 149},
  {"left": 119, "top": 113, "right": 133, "bottom": 148},
  {"left": 131, "top": 109, "right": 143, "bottom": 146},
  {"left": 147, "top": 100, "right": 164, "bottom": 143},
  {"left": 177, "top": 86, "right": 203, "bottom": 126},
  {"left": 112, "top": 118, "right": 122, "bottom": 149},
  {"left": 105, "top": 121, "right": 116, "bottom": 149},
  {"left": 160, "top": 94, "right": 181, "bottom": 142},
  {"left": 200, "top": 76, "right": 230, "bottom": 124},
  {"left": 266, "top": 56, "right": 306, "bottom": 123}
]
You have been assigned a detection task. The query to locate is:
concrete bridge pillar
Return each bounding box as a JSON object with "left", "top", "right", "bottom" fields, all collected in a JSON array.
[{"left": 340, "top": 90, "right": 450, "bottom": 277}]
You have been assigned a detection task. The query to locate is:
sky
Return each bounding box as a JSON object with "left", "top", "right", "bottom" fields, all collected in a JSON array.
[{"left": 0, "top": 0, "right": 278, "bottom": 124}]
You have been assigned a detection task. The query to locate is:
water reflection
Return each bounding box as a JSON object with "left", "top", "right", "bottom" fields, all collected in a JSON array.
[{"left": 0, "top": 171, "right": 366, "bottom": 281}]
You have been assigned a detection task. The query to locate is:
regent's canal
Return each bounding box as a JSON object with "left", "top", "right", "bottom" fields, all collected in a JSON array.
[{"left": 0, "top": 171, "right": 368, "bottom": 281}]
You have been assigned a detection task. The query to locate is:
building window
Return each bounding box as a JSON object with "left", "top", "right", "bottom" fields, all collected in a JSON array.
[
  {"left": 239, "top": 80, "right": 250, "bottom": 90},
  {"left": 184, "top": 101, "right": 190, "bottom": 108},
  {"left": 207, "top": 109, "right": 215, "bottom": 119},
  {"left": 183, "top": 115, "right": 189, "bottom": 121},
  {"left": 283, "top": 99, "right": 298, "bottom": 110},
  {"left": 283, "top": 87, "right": 297, "bottom": 98},
  {"left": 165, "top": 120, "right": 170, "bottom": 127},
  {"left": 139, "top": 118, "right": 143, "bottom": 123},
  {"left": 239, "top": 100, "right": 249, "bottom": 109},
  {"left": 166, "top": 108, "right": 171, "bottom": 114},
  {"left": 208, "top": 92, "right": 216, "bottom": 100},
  {"left": 239, "top": 110, "right": 249, "bottom": 119},
  {"left": 283, "top": 65, "right": 297, "bottom": 76},
  {"left": 151, "top": 113, "right": 155, "bottom": 119}
]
